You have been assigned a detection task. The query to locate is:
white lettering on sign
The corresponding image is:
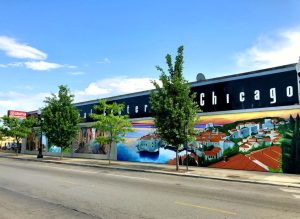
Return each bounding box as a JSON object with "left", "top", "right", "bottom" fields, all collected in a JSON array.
[
  {"left": 239, "top": 92, "right": 245, "bottom": 102},
  {"left": 270, "top": 88, "right": 276, "bottom": 104},
  {"left": 193, "top": 85, "right": 293, "bottom": 108},
  {"left": 200, "top": 93, "right": 205, "bottom": 106},
  {"left": 8, "top": 110, "right": 27, "bottom": 119},
  {"left": 287, "top": 86, "right": 293, "bottom": 97},
  {"left": 212, "top": 91, "right": 217, "bottom": 105},
  {"left": 254, "top": 90, "right": 260, "bottom": 100}
]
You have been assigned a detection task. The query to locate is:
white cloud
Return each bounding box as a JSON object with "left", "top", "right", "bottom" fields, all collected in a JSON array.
[
  {"left": 23, "top": 61, "right": 63, "bottom": 71},
  {"left": 0, "top": 91, "right": 27, "bottom": 98},
  {"left": 66, "top": 65, "right": 77, "bottom": 69},
  {"left": 97, "top": 58, "right": 111, "bottom": 64},
  {"left": 7, "top": 62, "right": 24, "bottom": 67},
  {"left": 0, "top": 36, "right": 47, "bottom": 60},
  {"left": 15, "top": 85, "right": 33, "bottom": 90},
  {"left": 69, "top": 71, "right": 85, "bottom": 75},
  {"left": 0, "top": 36, "right": 77, "bottom": 71},
  {"left": 0, "top": 76, "right": 158, "bottom": 116},
  {"left": 235, "top": 29, "right": 300, "bottom": 71},
  {"left": 75, "top": 76, "right": 158, "bottom": 102},
  {"left": 0, "top": 62, "right": 23, "bottom": 68},
  {"left": 78, "top": 83, "right": 110, "bottom": 96},
  {"left": 0, "top": 100, "right": 18, "bottom": 108},
  {"left": 0, "top": 91, "right": 49, "bottom": 116},
  {"left": 0, "top": 61, "right": 77, "bottom": 71}
]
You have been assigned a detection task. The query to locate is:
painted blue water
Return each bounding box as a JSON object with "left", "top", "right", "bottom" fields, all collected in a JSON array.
[
  {"left": 132, "top": 125, "right": 154, "bottom": 128},
  {"left": 117, "top": 143, "right": 176, "bottom": 163},
  {"left": 194, "top": 124, "right": 222, "bottom": 128},
  {"left": 195, "top": 124, "right": 206, "bottom": 128}
]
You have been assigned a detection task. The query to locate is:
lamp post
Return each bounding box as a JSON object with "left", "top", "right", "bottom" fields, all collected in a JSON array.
[
  {"left": 185, "top": 124, "right": 188, "bottom": 172},
  {"left": 37, "top": 112, "right": 44, "bottom": 158}
]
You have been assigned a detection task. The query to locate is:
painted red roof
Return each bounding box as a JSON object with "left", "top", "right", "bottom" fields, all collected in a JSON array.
[
  {"left": 248, "top": 137, "right": 257, "bottom": 142},
  {"left": 240, "top": 143, "right": 251, "bottom": 149},
  {"left": 209, "top": 154, "right": 267, "bottom": 171},
  {"left": 210, "top": 136, "right": 222, "bottom": 142},
  {"left": 140, "top": 134, "right": 160, "bottom": 140},
  {"left": 196, "top": 131, "right": 226, "bottom": 143},
  {"left": 204, "top": 147, "right": 221, "bottom": 156},
  {"left": 246, "top": 146, "right": 282, "bottom": 169}
]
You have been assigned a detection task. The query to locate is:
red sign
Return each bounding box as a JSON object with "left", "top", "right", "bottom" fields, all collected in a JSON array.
[{"left": 8, "top": 110, "right": 27, "bottom": 119}]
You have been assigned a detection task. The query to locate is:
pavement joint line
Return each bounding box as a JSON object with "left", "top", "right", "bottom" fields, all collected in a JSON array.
[
  {"left": 105, "top": 173, "right": 151, "bottom": 181},
  {"left": 280, "top": 188, "right": 300, "bottom": 194},
  {"left": 1, "top": 155, "right": 300, "bottom": 189},
  {"left": 59, "top": 180, "right": 78, "bottom": 185},
  {"left": 174, "top": 201, "right": 237, "bottom": 215},
  {"left": 42, "top": 165, "right": 99, "bottom": 174}
]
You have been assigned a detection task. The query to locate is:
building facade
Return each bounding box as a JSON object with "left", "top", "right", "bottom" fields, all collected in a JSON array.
[{"left": 25, "top": 63, "right": 300, "bottom": 173}]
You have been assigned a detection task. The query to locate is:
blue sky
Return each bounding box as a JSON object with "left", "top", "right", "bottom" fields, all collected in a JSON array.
[{"left": 0, "top": 0, "right": 300, "bottom": 115}]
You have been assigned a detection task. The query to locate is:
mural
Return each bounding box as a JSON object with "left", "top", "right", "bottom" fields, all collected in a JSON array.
[
  {"left": 26, "top": 129, "right": 47, "bottom": 152},
  {"left": 118, "top": 108, "right": 300, "bottom": 173},
  {"left": 69, "top": 127, "right": 107, "bottom": 154},
  {"left": 27, "top": 127, "right": 107, "bottom": 154}
]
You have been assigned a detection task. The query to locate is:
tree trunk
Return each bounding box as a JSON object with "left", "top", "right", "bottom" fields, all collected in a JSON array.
[
  {"left": 60, "top": 147, "right": 63, "bottom": 160},
  {"left": 108, "top": 142, "right": 112, "bottom": 165},
  {"left": 15, "top": 139, "right": 19, "bottom": 157},
  {"left": 176, "top": 147, "right": 179, "bottom": 171}
]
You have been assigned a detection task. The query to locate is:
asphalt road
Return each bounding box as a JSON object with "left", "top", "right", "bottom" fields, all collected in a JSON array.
[{"left": 0, "top": 158, "right": 299, "bottom": 219}]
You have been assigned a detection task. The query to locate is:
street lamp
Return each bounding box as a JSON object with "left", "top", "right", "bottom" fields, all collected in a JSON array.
[
  {"left": 37, "top": 110, "right": 44, "bottom": 158},
  {"left": 185, "top": 124, "right": 188, "bottom": 172}
]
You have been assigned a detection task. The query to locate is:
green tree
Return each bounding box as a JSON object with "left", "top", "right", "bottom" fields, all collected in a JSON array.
[
  {"left": 150, "top": 46, "right": 199, "bottom": 171},
  {"left": 281, "top": 114, "right": 300, "bottom": 173},
  {"left": 0, "top": 115, "right": 36, "bottom": 155},
  {"left": 91, "top": 99, "right": 133, "bottom": 165},
  {"left": 0, "top": 129, "right": 4, "bottom": 141},
  {"left": 183, "top": 155, "right": 198, "bottom": 166},
  {"left": 41, "top": 85, "right": 80, "bottom": 159}
]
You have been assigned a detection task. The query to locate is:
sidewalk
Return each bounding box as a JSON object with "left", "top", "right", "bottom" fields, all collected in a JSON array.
[{"left": 1, "top": 152, "right": 300, "bottom": 188}]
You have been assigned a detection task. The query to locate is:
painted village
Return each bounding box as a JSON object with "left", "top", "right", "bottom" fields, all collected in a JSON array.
[{"left": 136, "top": 117, "right": 285, "bottom": 172}]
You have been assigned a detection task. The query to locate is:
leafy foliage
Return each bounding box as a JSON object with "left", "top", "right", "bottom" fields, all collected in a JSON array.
[
  {"left": 0, "top": 129, "right": 4, "bottom": 141},
  {"left": 223, "top": 145, "right": 240, "bottom": 157},
  {"left": 150, "top": 46, "right": 199, "bottom": 170},
  {"left": 41, "top": 85, "right": 80, "bottom": 156},
  {"left": 0, "top": 115, "right": 37, "bottom": 153},
  {"left": 200, "top": 157, "right": 223, "bottom": 167},
  {"left": 183, "top": 155, "right": 198, "bottom": 166},
  {"left": 91, "top": 99, "right": 133, "bottom": 164},
  {"left": 281, "top": 114, "right": 300, "bottom": 173}
]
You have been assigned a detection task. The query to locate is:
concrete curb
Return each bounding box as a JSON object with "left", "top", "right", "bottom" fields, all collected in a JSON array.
[{"left": 2, "top": 156, "right": 300, "bottom": 189}]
